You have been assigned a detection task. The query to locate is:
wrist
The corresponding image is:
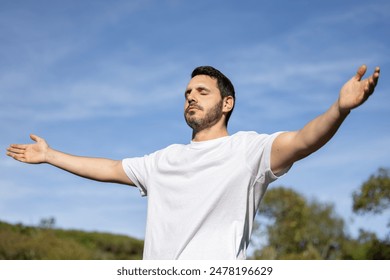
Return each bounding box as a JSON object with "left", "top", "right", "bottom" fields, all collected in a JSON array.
[
  {"left": 44, "top": 147, "right": 55, "bottom": 164},
  {"left": 336, "top": 100, "right": 351, "bottom": 117}
]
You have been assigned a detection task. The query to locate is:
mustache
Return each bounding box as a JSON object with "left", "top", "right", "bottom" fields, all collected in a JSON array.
[{"left": 185, "top": 104, "right": 203, "bottom": 113}]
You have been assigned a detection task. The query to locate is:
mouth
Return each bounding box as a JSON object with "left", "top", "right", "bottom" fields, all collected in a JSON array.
[{"left": 186, "top": 105, "right": 202, "bottom": 113}]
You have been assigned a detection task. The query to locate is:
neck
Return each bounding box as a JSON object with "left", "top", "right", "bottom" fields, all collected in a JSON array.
[{"left": 191, "top": 124, "right": 229, "bottom": 142}]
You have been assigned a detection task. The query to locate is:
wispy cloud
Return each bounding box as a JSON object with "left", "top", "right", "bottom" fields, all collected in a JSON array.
[{"left": 1, "top": 0, "right": 389, "bottom": 241}]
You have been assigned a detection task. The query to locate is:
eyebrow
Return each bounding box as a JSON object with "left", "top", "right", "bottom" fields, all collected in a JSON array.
[
  {"left": 185, "top": 85, "right": 211, "bottom": 95},
  {"left": 197, "top": 86, "right": 211, "bottom": 92}
]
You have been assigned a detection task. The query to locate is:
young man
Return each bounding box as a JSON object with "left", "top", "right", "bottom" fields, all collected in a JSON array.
[{"left": 7, "top": 65, "right": 380, "bottom": 259}]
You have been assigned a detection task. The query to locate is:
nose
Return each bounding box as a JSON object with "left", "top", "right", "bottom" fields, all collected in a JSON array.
[
  {"left": 188, "top": 98, "right": 196, "bottom": 106},
  {"left": 186, "top": 91, "right": 197, "bottom": 105}
]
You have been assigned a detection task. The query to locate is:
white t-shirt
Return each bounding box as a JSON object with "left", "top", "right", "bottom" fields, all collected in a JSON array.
[{"left": 122, "top": 131, "right": 288, "bottom": 259}]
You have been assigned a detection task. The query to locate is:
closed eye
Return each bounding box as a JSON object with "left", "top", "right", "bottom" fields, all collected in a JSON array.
[
  {"left": 184, "top": 86, "right": 211, "bottom": 98},
  {"left": 198, "top": 86, "right": 210, "bottom": 95}
]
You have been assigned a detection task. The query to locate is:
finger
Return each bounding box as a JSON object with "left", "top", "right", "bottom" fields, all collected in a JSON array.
[
  {"left": 7, "top": 146, "right": 26, "bottom": 154},
  {"left": 6, "top": 149, "right": 25, "bottom": 161},
  {"left": 366, "top": 67, "right": 380, "bottom": 93},
  {"left": 9, "top": 144, "right": 28, "bottom": 150},
  {"left": 9, "top": 153, "right": 26, "bottom": 162},
  {"left": 364, "top": 80, "right": 374, "bottom": 96},
  {"left": 355, "top": 64, "right": 367, "bottom": 81},
  {"left": 30, "top": 134, "right": 40, "bottom": 142},
  {"left": 372, "top": 66, "right": 380, "bottom": 85}
]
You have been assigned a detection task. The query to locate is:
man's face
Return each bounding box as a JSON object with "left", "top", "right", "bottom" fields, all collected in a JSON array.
[{"left": 184, "top": 75, "right": 224, "bottom": 132}]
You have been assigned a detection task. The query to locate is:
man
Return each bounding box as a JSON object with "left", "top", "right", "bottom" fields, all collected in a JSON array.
[{"left": 7, "top": 65, "right": 380, "bottom": 259}]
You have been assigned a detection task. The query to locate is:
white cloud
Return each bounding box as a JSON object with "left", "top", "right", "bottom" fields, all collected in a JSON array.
[{"left": 1, "top": 0, "right": 389, "bottom": 242}]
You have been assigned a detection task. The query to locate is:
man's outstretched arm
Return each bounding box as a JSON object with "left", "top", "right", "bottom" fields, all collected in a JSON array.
[
  {"left": 271, "top": 65, "right": 380, "bottom": 175},
  {"left": 6, "top": 134, "right": 134, "bottom": 186}
]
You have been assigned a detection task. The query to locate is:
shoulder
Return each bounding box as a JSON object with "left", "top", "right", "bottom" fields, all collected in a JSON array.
[
  {"left": 231, "top": 131, "right": 271, "bottom": 142},
  {"left": 231, "top": 131, "right": 286, "bottom": 151}
]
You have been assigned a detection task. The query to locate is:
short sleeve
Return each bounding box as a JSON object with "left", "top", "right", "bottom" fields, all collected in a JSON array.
[
  {"left": 243, "top": 131, "right": 290, "bottom": 184},
  {"left": 122, "top": 156, "right": 152, "bottom": 196}
]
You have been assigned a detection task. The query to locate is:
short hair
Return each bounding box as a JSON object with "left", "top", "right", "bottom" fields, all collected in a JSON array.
[{"left": 191, "top": 66, "right": 235, "bottom": 125}]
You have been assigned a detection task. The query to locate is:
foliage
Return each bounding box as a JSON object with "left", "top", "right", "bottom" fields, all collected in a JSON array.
[
  {"left": 353, "top": 167, "right": 390, "bottom": 225},
  {"left": 341, "top": 229, "right": 390, "bottom": 260},
  {"left": 0, "top": 220, "right": 143, "bottom": 260},
  {"left": 251, "top": 182, "right": 390, "bottom": 260},
  {"left": 252, "top": 186, "right": 346, "bottom": 260},
  {"left": 349, "top": 167, "right": 390, "bottom": 259}
]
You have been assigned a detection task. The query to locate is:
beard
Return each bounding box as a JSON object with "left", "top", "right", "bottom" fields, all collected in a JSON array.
[{"left": 184, "top": 100, "right": 224, "bottom": 132}]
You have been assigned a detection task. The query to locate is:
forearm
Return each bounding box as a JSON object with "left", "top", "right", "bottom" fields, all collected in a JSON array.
[
  {"left": 294, "top": 101, "right": 349, "bottom": 156},
  {"left": 45, "top": 148, "right": 128, "bottom": 184}
]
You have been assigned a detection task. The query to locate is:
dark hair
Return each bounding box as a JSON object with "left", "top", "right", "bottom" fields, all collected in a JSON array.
[{"left": 191, "top": 66, "right": 235, "bottom": 125}]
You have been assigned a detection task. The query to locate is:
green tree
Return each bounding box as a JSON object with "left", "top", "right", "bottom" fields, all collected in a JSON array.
[
  {"left": 252, "top": 186, "right": 346, "bottom": 259},
  {"left": 351, "top": 168, "right": 390, "bottom": 259},
  {"left": 353, "top": 167, "right": 390, "bottom": 227}
]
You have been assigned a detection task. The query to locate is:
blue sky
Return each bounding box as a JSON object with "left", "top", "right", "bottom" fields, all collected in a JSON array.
[{"left": 1, "top": 0, "right": 389, "bottom": 248}]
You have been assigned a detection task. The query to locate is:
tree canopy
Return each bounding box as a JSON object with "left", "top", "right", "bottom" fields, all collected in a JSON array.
[
  {"left": 252, "top": 186, "right": 346, "bottom": 259},
  {"left": 353, "top": 167, "right": 390, "bottom": 221}
]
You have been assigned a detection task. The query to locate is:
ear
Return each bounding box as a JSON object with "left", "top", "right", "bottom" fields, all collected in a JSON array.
[{"left": 222, "top": 96, "right": 234, "bottom": 113}]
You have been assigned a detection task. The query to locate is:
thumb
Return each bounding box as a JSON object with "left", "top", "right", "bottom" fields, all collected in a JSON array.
[
  {"left": 355, "top": 64, "right": 367, "bottom": 81},
  {"left": 30, "top": 134, "right": 42, "bottom": 143}
]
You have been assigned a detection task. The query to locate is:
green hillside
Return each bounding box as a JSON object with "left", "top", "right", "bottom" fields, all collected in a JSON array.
[{"left": 0, "top": 220, "right": 143, "bottom": 260}]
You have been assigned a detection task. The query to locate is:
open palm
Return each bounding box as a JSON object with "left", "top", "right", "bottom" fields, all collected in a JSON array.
[
  {"left": 338, "top": 65, "right": 380, "bottom": 113},
  {"left": 7, "top": 134, "right": 49, "bottom": 164}
]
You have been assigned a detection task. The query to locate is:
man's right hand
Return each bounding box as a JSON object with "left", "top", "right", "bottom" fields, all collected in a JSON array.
[
  {"left": 7, "top": 134, "right": 134, "bottom": 186},
  {"left": 7, "top": 134, "right": 49, "bottom": 164}
]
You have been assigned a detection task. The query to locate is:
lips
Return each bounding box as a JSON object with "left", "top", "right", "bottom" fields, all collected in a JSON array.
[{"left": 186, "top": 105, "right": 202, "bottom": 113}]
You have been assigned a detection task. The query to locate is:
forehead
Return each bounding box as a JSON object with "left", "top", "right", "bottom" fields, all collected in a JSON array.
[{"left": 186, "top": 75, "right": 218, "bottom": 90}]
